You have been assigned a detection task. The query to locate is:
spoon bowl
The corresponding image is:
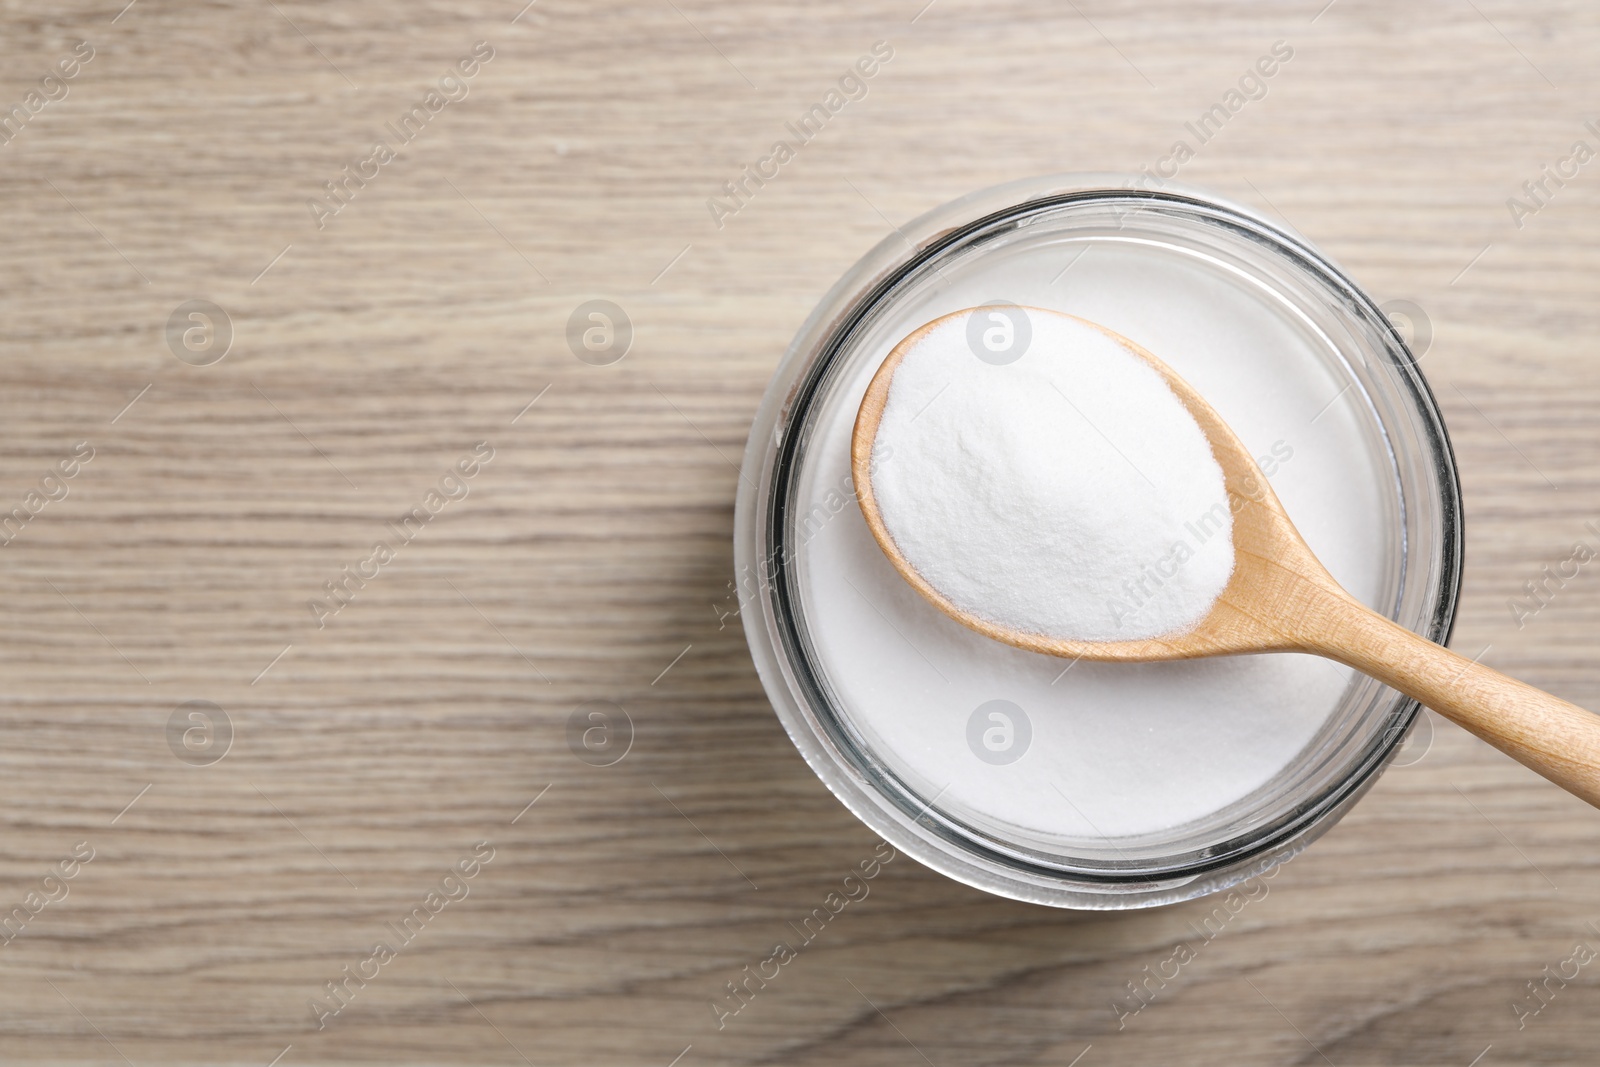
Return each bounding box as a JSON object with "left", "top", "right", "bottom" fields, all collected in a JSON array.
[{"left": 853, "top": 307, "right": 1600, "bottom": 807}]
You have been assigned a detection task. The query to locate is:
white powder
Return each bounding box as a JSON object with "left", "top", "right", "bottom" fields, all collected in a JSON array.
[
  {"left": 870, "top": 309, "right": 1235, "bottom": 642},
  {"left": 793, "top": 237, "right": 1389, "bottom": 843}
]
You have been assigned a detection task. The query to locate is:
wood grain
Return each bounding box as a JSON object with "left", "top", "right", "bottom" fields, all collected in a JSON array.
[{"left": 2, "top": 0, "right": 1600, "bottom": 1064}]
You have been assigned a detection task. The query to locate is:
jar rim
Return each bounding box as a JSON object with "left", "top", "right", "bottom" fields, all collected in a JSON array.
[{"left": 736, "top": 174, "right": 1463, "bottom": 909}]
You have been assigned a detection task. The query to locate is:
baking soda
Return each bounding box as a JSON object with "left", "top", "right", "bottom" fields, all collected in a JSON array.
[
  {"left": 870, "top": 309, "right": 1234, "bottom": 641},
  {"left": 794, "top": 237, "right": 1388, "bottom": 841}
]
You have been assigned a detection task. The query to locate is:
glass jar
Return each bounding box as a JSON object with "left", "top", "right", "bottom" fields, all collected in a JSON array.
[{"left": 735, "top": 174, "right": 1462, "bottom": 909}]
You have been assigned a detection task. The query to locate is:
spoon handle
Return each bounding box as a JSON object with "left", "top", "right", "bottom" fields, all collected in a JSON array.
[{"left": 1310, "top": 600, "right": 1600, "bottom": 807}]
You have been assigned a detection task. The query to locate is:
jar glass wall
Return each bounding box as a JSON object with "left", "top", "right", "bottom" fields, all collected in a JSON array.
[{"left": 736, "top": 175, "right": 1462, "bottom": 909}]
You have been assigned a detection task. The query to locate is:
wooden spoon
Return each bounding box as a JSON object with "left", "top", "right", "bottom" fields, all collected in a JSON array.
[{"left": 852, "top": 307, "right": 1600, "bottom": 808}]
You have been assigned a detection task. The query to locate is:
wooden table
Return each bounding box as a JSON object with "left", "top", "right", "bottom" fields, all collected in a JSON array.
[{"left": 2, "top": 1, "right": 1598, "bottom": 1063}]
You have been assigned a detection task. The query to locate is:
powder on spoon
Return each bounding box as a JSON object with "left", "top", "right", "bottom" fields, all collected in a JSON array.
[{"left": 868, "top": 307, "right": 1235, "bottom": 642}]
